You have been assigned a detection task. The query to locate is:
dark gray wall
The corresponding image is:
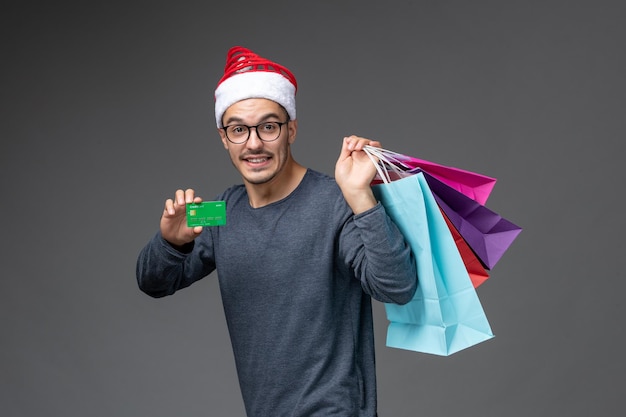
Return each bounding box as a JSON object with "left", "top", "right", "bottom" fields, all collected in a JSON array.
[{"left": 2, "top": 1, "right": 624, "bottom": 416}]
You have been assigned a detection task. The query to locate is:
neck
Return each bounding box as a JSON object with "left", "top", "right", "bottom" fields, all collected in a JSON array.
[{"left": 244, "top": 160, "right": 307, "bottom": 208}]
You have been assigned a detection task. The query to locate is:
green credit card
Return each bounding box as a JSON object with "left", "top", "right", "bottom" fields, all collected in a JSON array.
[{"left": 186, "top": 201, "right": 226, "bottom": 227}]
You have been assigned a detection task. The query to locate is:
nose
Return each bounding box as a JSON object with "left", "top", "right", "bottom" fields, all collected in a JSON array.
[{"left": 245, "top": 127, "right": 264, "bottom": 148}]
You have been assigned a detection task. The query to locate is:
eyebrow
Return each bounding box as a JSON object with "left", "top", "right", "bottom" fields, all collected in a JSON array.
[{"left": 223, "top": 112, "right": 284, "bottom": 126}]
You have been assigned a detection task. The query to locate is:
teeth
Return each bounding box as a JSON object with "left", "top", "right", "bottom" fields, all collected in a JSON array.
[{"left": 248, "top": 158, "right": 267, "bottom": 163}]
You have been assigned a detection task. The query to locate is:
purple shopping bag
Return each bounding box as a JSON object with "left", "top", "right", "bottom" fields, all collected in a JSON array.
[{"left": 416, "top": 169, "right": 522, "bottom": 270}]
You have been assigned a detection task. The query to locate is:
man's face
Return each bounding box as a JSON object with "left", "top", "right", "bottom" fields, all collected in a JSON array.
[{"left": 218, "top": 98, "right": 297, "bottom": 186}]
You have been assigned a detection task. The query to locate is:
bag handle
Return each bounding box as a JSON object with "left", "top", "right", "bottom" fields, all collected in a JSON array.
[
  {"left": 363, "top": 146, "right": 391, "bottom": 183},
  {"left": 363, "top": 145, "right": 413, "bottom": 184}
]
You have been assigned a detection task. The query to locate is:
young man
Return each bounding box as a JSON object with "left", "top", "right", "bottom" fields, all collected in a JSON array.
[{"left": 136, "top": 46, "right": 417, "bottom": 417}]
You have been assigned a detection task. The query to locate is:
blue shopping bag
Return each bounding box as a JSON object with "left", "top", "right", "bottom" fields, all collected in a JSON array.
[{"left": 372, "top": 172, "right": 494, "bottom": 356}]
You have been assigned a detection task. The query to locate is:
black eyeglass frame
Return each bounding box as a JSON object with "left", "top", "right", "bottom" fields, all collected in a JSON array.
[{"left": 221, "top": 121, "right": 289, "bottom": 144}]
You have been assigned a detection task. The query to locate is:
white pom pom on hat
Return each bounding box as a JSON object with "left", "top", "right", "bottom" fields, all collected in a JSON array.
[{"left": 214, "top": 46, "right": 298, "bottom": 128}]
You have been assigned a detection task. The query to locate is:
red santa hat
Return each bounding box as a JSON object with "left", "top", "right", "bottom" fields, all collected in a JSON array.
[{"left": 214, "top": 46, "right": 298, "bottom": 128}]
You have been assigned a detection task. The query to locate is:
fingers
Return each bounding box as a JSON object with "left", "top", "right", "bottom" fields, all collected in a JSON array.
[
  {"left": 343, "top": 135, "right": 381, "bottom": 152},
  {"left": 174, "top": 188, "right": 196, "bottom": 205},
  {"left": 160, "top": 188, "right": 205, "bottom": 247},
  {"left": 164, "top": 198, "right": 176, "bottom": 216},
  {"left": 164, "top": 189, "right": 202, "bottom": 216}
]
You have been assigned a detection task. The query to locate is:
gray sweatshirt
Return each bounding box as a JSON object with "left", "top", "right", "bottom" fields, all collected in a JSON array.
[{"left": 136, "top": 169, "right": 417, "bottom": 417}]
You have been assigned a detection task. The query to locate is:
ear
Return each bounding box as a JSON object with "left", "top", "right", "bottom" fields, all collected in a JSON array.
[
  {"left": 218, "top": 128, "right": 229, "bottom": 149},
  {"left": 287, "top": 120, "right": 298, "bottom": 144}
]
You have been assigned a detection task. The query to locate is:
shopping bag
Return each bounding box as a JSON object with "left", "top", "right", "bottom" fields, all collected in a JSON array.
[
  {"left": 365, "top": 146, "right": 497, "bottom": 205},
  {"left": 440, "top": 208, "right": 490, "bottom": 288},
  {"left": 371, "top": 172, "right": 494, "bottom": 356},
  {"left": 420, "top": 170, "right": 522, "bottom": 270},
  {"left": 364, "top": 145, "right": 522, "bottom": 270}
]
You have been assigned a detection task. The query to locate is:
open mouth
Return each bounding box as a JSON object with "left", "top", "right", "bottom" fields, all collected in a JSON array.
[
  {"left": 245, "top": 157, "right": 270, "bottom": 163},
  {"left": 242, "top": 155, "right": 272, "bottom": 168}
]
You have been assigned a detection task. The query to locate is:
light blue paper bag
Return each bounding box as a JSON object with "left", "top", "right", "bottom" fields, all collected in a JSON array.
[{"left": 372, "top": 172, "right": 494, "bottom": 356}]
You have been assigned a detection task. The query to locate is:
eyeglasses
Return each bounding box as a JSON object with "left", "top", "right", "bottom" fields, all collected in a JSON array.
[{"left": 222, "top": 121, "right": 289, "bottom": 144}]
